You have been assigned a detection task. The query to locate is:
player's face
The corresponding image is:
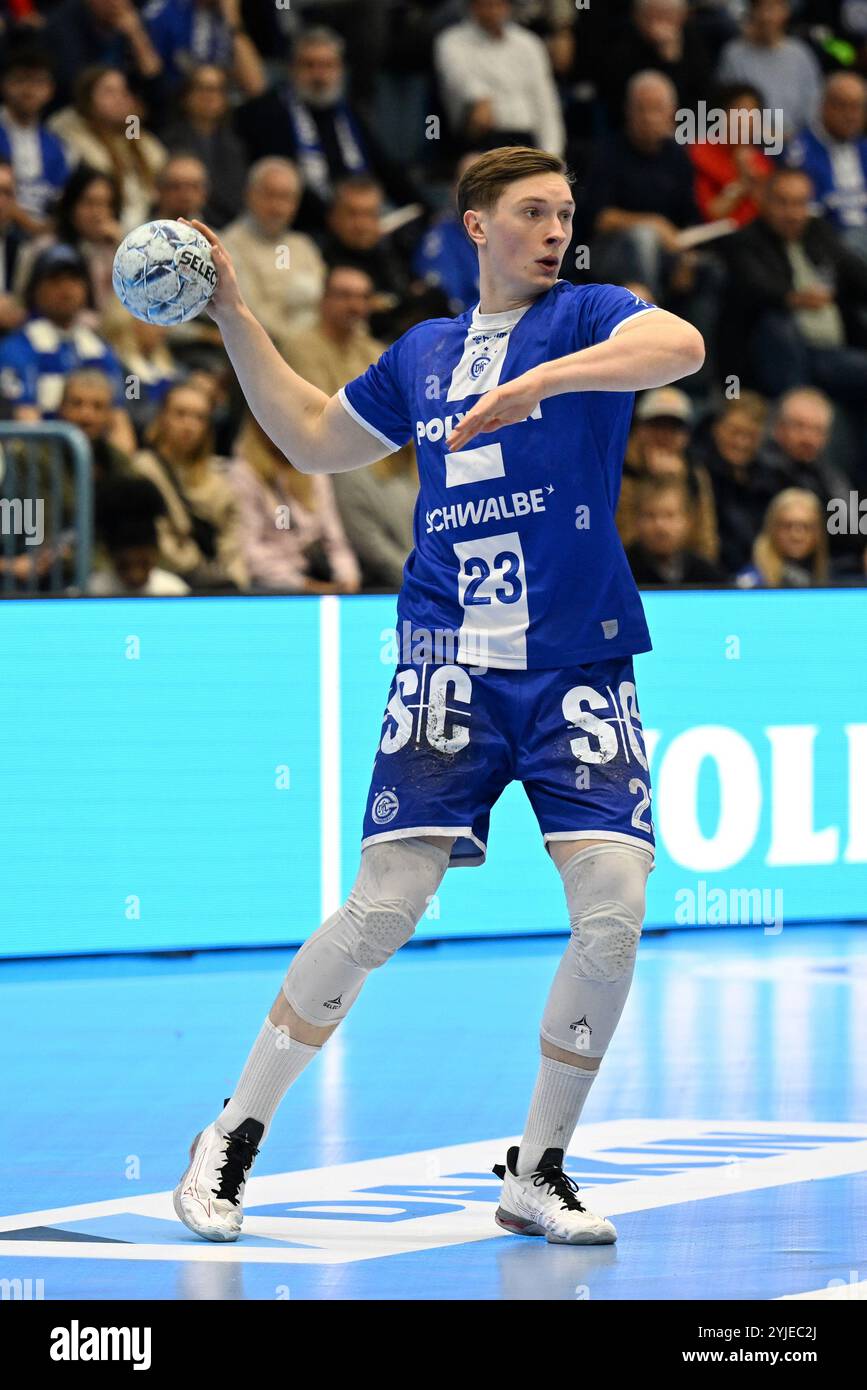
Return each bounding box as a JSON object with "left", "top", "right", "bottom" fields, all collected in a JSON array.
[{"left": 482, "top": 175, "right": 574, "bottom": 293}]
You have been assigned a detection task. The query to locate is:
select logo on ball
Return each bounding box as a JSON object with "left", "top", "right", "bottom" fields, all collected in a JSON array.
[{"left": 112, "top": 219, "right": 217, "bottom": 326}]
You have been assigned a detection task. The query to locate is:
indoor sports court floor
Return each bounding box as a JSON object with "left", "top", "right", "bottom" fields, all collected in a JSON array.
[{"left": 3, "top": 923, "right": 867, "bottom": 1301}]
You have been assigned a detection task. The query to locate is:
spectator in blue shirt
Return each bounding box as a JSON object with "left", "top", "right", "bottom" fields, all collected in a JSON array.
[
  {"left": 783, "top": 71, "right": 867, "bottom": 264},
  {"left": 0, "top": 47, "right": 69, "bottom": 228},
  {"left": 0, "top": 242, "right": 133, "bottom": 451},
  {"left": 44, "top": 0, "right": 164, "bottom": 109},
  {"left": 411, "top": 152, "right": 481, "bottom": 314},
  {"left": 143, "top": 0, "right": 265, "bottom": 99}
]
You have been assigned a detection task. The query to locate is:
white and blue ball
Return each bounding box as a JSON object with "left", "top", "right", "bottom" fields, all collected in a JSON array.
[{"left": 112, "top": 219, "right": 217, "bottom": 325}]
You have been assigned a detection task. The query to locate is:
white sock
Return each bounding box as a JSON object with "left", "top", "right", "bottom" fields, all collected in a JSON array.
[
  {"left": 516, "top": 1055, "right": 599, "bottom": 1176},
  {"left": 216, "top": 1017, "right": 321, "bottom": 1141}
]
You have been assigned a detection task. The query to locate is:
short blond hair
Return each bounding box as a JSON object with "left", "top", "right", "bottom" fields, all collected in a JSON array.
[{"left": 456, "top": 145, "right": 573, "bottom": 229}]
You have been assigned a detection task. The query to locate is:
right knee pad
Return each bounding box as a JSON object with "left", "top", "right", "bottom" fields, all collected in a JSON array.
[{"left": 281, "top": 836, "right": 450, "bottom": 1027}]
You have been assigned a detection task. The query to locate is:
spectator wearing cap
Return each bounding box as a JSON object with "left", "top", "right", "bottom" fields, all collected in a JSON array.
[
  {"left": 616, "top": 386, "right": 720, "bottom": 563},
  {"left": 158, "top": 64, "right": 247, "bottom": 227},
  {"left": 688, "top": 82, "right": 774, "bottom": 228},
  {"left": 86, "top": 473, "right": 190, "bottom": 595},
  {"left": 783, "top": 72, "right": 867, "bottom": 265},
  {"left": 735, "top": 486, "right": 828, "bottom": 586},
  {"left": 689, "top": 391, "right": 781, "bottom": 575},
  {"left": 142, "top": 0, "right": 265, "bottom": 99},
  {"left": 131, "top": 380, "right": 249, "bottom": 592},
  {"left": 0, "top": 48, "right": 70, "bottom": 228},
  {"left": 221, "top": 158, "right": 326, "bottom": 355},
  {"left": 412, "top": 151, "right": 481, "bottom": 316},
  {"left": 627, "top": 476, "right": 727, "bottom": 585},
  {"left": 48, "top": 66, "right": 167, "bottom": 231},
  {"left": 434, "top": 0, "right": 565, "bottom": 156},
  {"left": 0, "top": 243, "right": 134, "bottom": 452},
  {"left": 719, "top": 167, "right": 867, "bottom": 410},
  {"left": 44, "top": 0, "right": 164, "bottom": 110},
  {"left": 235, "top": 27, "right": 422, "bottom": 236},
  {"left": 717, "top": 0, "right": 823, "bottom": 142}
]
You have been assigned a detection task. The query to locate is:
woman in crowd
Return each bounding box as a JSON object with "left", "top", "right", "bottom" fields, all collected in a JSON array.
[
  {"left": 13, "top": 165, "right": 124, "bottom": 317},
  {"left": 159, "top": 65, "right": 248, "bottom": 229},
  {"left": 132, "top": 382, "right": 248, "bottom": 592},
  {"left": 689, "top": 81, "right": 774, "bottom": 227},
  {"left": 227, "top": 411, "right": 361, "bottom": 594},
  {"left": 48, "top": 67, "right": 166, "bottom": 231},
  {"left": 736, "top": 487, "right": 829, "bottom": 587}
]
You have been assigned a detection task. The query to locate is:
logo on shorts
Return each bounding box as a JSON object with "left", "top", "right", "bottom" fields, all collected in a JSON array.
[
  {"left": 372, "top": 789, "right": 400, "bottom": 824},
  {"left": 569, "top": 1015, "right": 592, "bottom": 1049}
]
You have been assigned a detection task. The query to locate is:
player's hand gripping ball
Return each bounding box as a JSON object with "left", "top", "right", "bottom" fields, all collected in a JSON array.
[{"left": 112, "top": 219, "right": 217, "bottom": 325}]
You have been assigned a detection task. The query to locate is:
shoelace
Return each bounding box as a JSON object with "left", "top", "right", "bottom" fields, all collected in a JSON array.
[
  {"left": 213, "top": 1133, "right": 260, "bottom": 1205},
  {"left": 532, "top": 1163, "right": 587, "bottom": 1214}
]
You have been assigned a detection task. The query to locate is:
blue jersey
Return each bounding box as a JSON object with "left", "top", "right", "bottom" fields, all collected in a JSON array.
[{"left": 339, "top": 279, "right": 658, "bottom": 669}]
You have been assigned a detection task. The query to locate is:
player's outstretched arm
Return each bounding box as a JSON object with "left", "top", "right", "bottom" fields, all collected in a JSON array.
[
  {"left": 182, "top": 218, "right": 389, "bottom": 474},
  {"left": 446, "top": 308, "right": 705, "bottom": 452}
]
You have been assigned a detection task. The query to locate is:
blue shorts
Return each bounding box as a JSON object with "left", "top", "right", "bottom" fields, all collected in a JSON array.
[{"left": 361, "top": 656, "right": 655, "bottom": 868}]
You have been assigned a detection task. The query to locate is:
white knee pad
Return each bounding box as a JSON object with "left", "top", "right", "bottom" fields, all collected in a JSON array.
[
  {"left": 281, "top": 836, "right": 450, "bottom": 1027},
  {"left": 540, "top": 842, "right": 652, "bottom": 1059}
]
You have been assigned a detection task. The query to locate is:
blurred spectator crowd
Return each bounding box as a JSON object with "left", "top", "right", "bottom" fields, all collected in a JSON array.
[{"left": 1, "top": 0, "right": 867, "bottom": 596}]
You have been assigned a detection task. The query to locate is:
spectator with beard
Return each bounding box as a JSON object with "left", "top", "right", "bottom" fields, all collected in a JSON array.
[{"left": 235, "top": 26, "right": 422, "bottom": 235}]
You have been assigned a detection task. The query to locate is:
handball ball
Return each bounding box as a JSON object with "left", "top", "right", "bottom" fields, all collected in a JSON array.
[{"left": 112, "top": 219, "right": 217, "bottom": 326}]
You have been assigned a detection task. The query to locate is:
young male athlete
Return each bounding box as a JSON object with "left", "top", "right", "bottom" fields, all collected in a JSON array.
[{"left": 174, "top": 146, "right": 704, "bottom": 1246}]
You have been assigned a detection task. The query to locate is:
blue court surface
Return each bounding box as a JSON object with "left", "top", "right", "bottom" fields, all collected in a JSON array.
[{"left": 3, "top": 922, "right": 867, "bottom": 1302}]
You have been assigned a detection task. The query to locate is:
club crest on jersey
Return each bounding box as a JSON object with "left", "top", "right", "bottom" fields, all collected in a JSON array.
[
  {"left": 371, "top": 789, "right": 400, "bottom": 824},
  {"left": 470, "top": 355, "right": 491, "bottom": 378}
]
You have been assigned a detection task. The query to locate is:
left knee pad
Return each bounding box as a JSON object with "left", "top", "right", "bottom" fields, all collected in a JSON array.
[{"left": 540, "top": 842, "right": 652, "bottom": 1058}]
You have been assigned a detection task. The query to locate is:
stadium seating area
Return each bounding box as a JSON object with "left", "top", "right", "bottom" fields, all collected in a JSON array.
[{"left": 1, "top": 0, "right": 866, "bottom": 594}]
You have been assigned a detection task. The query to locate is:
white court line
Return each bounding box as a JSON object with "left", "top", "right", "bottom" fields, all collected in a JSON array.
[
  {"left": 778, "top": 1280, "right": 867, "bottom": 1300},
  {"left": 1, "top": 1120, "right": 866, "bottom": 1267}
]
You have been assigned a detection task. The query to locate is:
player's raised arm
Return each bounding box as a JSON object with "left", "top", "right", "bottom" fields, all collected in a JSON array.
[
  {"left": 181, "top": 218, "right": 388, "bottom": 474},
  {"left": 446, "top": 307, "right": 705, "bottom": 452}
]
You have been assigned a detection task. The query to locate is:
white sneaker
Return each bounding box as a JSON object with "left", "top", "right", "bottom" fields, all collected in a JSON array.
[
  {"left": 173, "top": 1107, "right": 264, "bottom": 1243},
  {"left": 492, "top": 1145, "right": 617, "bottom": 1245}
]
